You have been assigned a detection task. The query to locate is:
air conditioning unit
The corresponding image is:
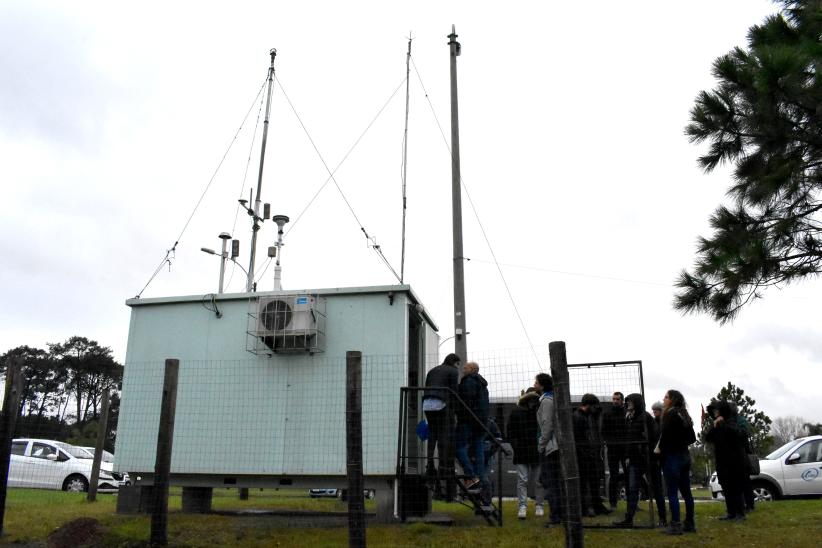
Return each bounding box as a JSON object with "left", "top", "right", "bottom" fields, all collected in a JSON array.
[{"left": 256, "top": 295, "right": 318, "bottom": 352}]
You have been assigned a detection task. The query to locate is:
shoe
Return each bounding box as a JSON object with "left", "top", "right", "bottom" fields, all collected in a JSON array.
[
  {"left": 734, "top": 515, "right": 746, "bottom": 522},
  {"left": 535, "top": 505, "right": 544, "bottom": 517},
  {"left": 518, "top": 506, "right": 527, "bottom": 520},
  {"left": 718, "top": 514, "right": 735, "bottom": 521},
  {"left": 461, "top": 478, "right": 480, "bottom": 490},
  {"left": 657, "top": 519, "right": 668, "bottom": 528},
  {"left": 543, "top": 519, "right": 562, "bottom": 528},
  {"left": 683, "top": 520, "right": 696, "bottom": 533},
  {"left": 612, "top": 515, "right": 634, "bottom": 528},
  {"left": 661, "top": 521, "right": 683, "bottom": 535}
]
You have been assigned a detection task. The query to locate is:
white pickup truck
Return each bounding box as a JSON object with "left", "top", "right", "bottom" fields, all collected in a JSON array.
[{"left": 710, "top": 435, "right": 822, "bottom": 501}]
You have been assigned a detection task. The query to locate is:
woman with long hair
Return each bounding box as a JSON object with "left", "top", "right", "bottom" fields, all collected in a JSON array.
[{"left": 656, "top": 389, "right": 697, "bottom": 535}]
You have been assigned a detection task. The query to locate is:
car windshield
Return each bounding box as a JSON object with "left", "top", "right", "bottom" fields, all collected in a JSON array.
[
  {"left": 82, "top": 447, "right": 115, "bottom": 462},
  {"left": 764, "top": 439, "right": 802, "bottom": 460},
  {"left": 54, "top": 441, "right": 90, "bottom": 459}
]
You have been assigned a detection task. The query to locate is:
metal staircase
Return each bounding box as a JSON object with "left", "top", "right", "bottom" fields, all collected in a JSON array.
[{"left": 396, "top": 386, "right": 509, "bottom": 526}]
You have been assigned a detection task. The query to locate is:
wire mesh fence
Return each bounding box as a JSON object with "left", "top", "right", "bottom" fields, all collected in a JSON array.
[{"left": 0, "top": 346, "right": 667, "bottom": 543}]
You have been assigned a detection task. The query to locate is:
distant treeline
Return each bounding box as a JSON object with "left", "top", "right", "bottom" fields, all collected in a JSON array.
[{"left": 0, "top": 336, "right": 122, "bottom": 451}]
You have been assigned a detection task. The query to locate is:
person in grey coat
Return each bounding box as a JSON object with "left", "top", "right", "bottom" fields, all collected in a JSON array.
[{"left": 535, "top": 372, "right": 562, "bottom": 526}]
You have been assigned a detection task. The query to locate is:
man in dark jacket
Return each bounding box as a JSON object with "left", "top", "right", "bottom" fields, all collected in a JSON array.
[
  {"left": 506, "top": 387, "right": 544, "bottom": 519},
  {"left": 574, "top": 394, "right": 611, "bottom": 517},
  {"left": 423, "top": 353, "right": 460, "bottom": 499},
  {"left": 602, "top": 391, "right": 627, "bottom": 508},
  {"left": 455, "top": 361, "right": 489, "bottom": 490},
  {"left": 613, "top": 393, "right": 655, "bottom": 527},
  {"left": 705, "top": 400, "right": 748, "bottom": 521}
]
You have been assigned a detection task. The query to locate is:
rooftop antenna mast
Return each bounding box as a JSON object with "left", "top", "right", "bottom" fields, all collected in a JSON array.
[
  {"left": 448, "top": 25, "right": 468, "bottom": 363},
  {"left": 400, "top": 33, "right": 412, "bottom": 284},
  {"left": 247, "top": 48, "right": 278, "bottom": 292}
]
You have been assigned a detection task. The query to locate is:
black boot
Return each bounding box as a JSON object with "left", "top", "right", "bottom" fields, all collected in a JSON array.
[
  {"left": 683, "top": 518, "right": 696, "bottom": 533},
  {"left": 661, "top": 521, "right": 683, "bottom": 535},
  {"left": 612, "top": 514, "right": 634, "bottom": 528}
]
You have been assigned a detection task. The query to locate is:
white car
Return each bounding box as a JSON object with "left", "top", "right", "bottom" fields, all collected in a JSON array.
[
  {"left": 77, "top": 446, "right": 130, "bottom": 486},
  {"left": 709, "top": 435, "right": 822, "bottom": 501},
  {"left": 9, "top": 439, "right": 120, "bottom": 493}
]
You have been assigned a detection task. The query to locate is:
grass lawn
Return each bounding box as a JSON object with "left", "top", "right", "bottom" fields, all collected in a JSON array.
[{"left": 2, "top": 487, "right": 820, "bottom": 547}]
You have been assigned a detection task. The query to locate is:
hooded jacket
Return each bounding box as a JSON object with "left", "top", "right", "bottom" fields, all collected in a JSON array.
[
  {"left": 705, "top": 400, "right": 748, "bottom": 478},
  {"left": 456, "top": 372, "right": 489, "bottom": 429},
  {"left": 624, "top": 393, "right": 656, "bottom": 468},
  {"left": 506, "top": 391, "right": 540, "bottom": 465}
]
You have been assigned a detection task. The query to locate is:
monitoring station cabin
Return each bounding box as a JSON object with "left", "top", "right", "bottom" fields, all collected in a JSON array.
[{"left": 115, "top": 285, "right": 438, "bottom": 518}]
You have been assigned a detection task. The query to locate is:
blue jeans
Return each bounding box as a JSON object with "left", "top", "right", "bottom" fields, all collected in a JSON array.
[
  {"left": 456, "top": 422, "right": 485, "bottom": 481},
  {"left": 662, "top": 452, "right": 694, "bottom": 524}
]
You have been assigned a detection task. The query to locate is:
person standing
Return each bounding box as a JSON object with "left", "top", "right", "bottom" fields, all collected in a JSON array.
[
  {"left": 705, "top": 400, "right": 748, "bottom": 521},
  {"left": 735, "top": 409, "right": 756, "bottom": 512},
  {"left": 658, "top": 389, "right": 697, "bottom": 535},
  {"left": 649, "top": 401, "right": 668, "bottom": 526},
  {"left": 602, "top": 391, "right": 627, "bottom": 509},
  {"left": 613, "top": 393, "right": 655, "bottom": 527},
  {"left": 455, "top": 361, "right": 489, "bottom": 490},
  {"left": 423, "top": 353, "right": 460, "bottom": 500},
  {"left": 574, "top": 394, "right": 611, "bottom": 517},
  {"left": 535, "top": 373, "right": 562, "bottom": 527},
  {"left": 506, "top": 387, "right": 545, "bottom": 519}
]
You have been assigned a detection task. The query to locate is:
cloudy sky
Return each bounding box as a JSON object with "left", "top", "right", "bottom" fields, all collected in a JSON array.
[{"left": 2, "top": 0, "right": 820, "bottom": 424}]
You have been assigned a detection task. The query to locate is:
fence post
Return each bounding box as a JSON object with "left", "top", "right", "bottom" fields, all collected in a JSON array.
[
  {"left": 87, "top": 387, "right": 111, "bottom": 502},
  {"left": 150, "top": 359, "right": 180, "bottom": 546},
  {"left": 549, "top": 341, "right": 584, "bottom": 548},
  {"left": 0, "top": 358, "right": 24, "bottom": 535},
  {"left": 346, "top": 351, "right": 366, "bottom": 548}
]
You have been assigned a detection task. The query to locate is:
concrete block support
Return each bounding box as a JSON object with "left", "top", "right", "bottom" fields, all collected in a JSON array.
[
  {"left": 374, "top": 484, "right": 396, "bottom": 523},
  {"left": 116, "top": 485, "right": 155, "bottom": 514},
  {"left": 181, "top": 486, "right": 213, "bottom": 513}
]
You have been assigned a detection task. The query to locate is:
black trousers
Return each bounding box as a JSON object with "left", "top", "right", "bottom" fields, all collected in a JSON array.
[
  {"left": 578, "top": 455, "right": 602, "bottom": 512},
  {"left": 425, "top": 409, "right": 455, "bottom": 497},
  {"left": 607, "top": 446, "right": 627, "bottom": 506},
  {"left": 718, "top": 471, "right": 746, "bottom": 517},
  {"left": 649, "top": 456, "right": 667, "bottom": 522}
]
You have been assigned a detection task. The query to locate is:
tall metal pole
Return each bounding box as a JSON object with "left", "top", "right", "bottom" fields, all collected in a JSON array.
[
  {"left": 448, "top": 25, "right": 468, "bottom": 363},
  {"left": 247, "top": 48, "right": 277, "bottom": 292},
  {"left": 400, "top": 35, "right": 412, "bottom": 284}
]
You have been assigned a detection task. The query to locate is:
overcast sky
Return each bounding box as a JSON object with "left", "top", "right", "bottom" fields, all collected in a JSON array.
[{"left": 2, "top": 0, "right": 820, "bottom": 424}]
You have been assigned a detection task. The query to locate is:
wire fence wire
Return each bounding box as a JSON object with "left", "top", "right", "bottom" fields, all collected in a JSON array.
[{"left": 0, "top": 348, "right": 665, "bottom": 542}]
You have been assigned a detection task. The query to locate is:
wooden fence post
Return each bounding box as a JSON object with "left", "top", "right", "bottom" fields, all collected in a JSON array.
[
  {"left": 87, "top": 387, "right": 111, "bottom": 502},
  {"left": 549, "top": 341, "right": 584, "bottom": 548},
  {"left": 150, "top": 359, "right": 180, "bottom": 546},
  {"left": 0, "top": 359, "right": 24, "bottom": 535},
  {"left": 346, "top": 351, "right": 366, "bottom": 548}
]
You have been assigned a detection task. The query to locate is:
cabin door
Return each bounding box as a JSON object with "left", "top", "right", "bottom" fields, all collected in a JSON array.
[{"left": 406, "top": 311, "right": 425, "bottom": 473}]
